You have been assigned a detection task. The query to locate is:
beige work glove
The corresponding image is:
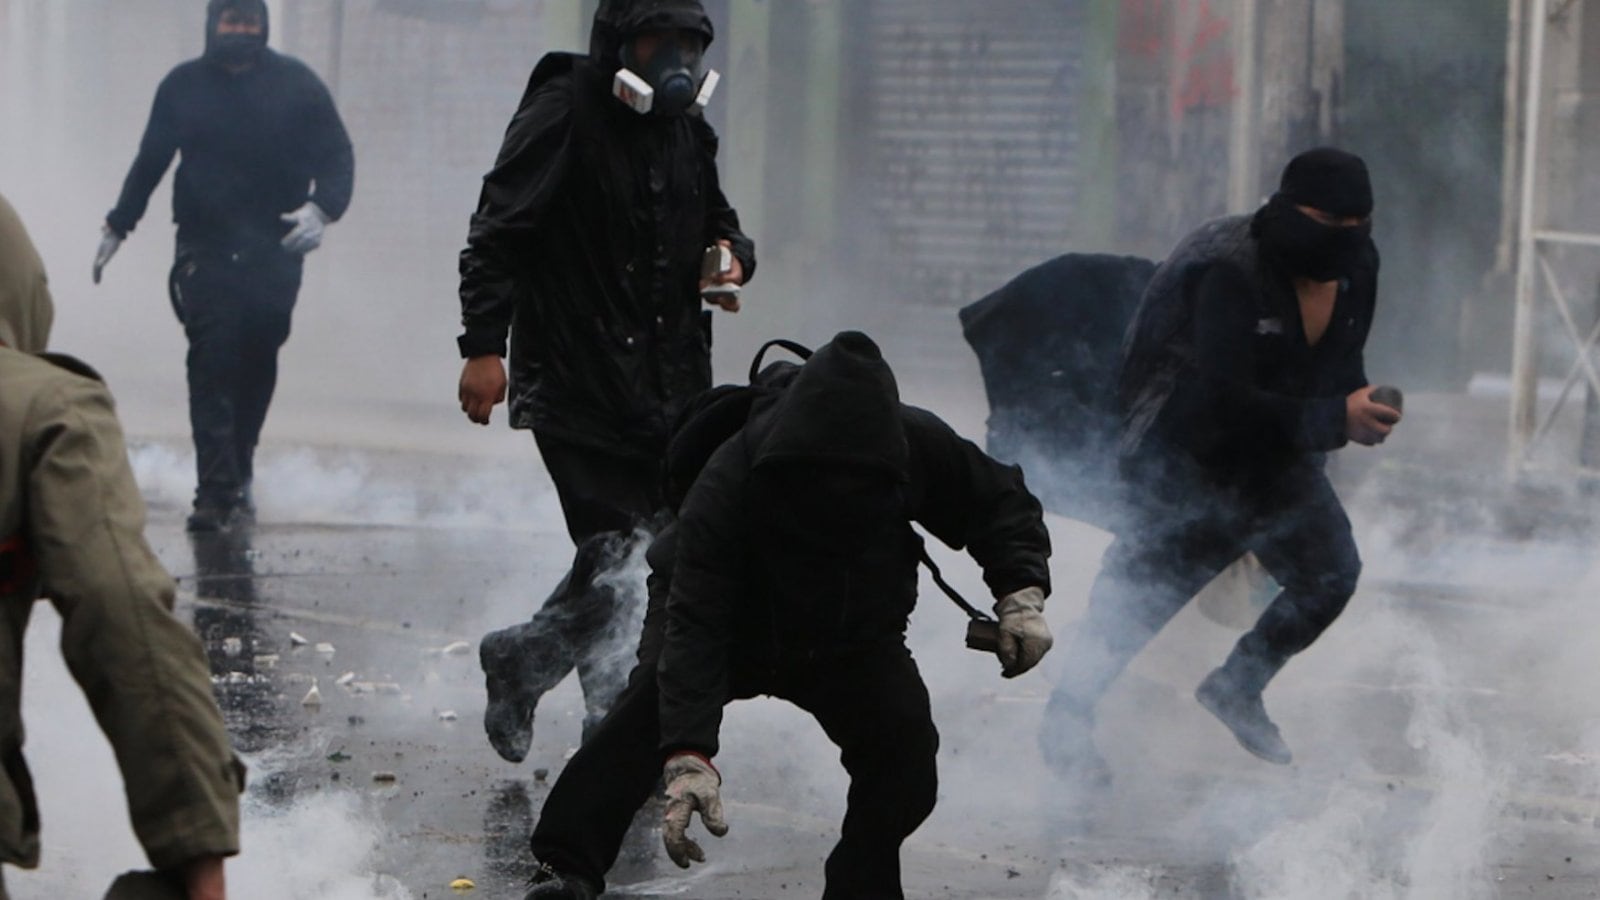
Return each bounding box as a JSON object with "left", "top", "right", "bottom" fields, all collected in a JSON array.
[
  {"left": 995, "top": 586, "right": 1052, "bottom": 678},
  {"left": 661, "top": 752, "right": 728, "bottom": 868}
]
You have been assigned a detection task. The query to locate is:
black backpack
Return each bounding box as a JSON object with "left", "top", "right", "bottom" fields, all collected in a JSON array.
[{"left": 662, "top": 339, "right": 1000, "bottom": 643}]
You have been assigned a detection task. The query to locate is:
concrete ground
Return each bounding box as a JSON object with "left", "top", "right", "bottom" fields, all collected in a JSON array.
[{"left": 9, "top": 378, "right": 1600, "bottom": 899}]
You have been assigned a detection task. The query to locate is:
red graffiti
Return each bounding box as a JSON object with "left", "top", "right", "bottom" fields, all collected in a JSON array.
[{"left": 1120, "top": 0, "right": 1238, "bottom": 123}]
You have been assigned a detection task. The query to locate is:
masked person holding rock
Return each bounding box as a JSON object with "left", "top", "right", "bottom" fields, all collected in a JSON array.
[
  {"left": 521, "top": 332, "right": 1052, "bottom": 900},
  {"left": 1040, "top": 149, "right": 1401, "bottom": 783},
  {"left": 459, "top": 0, "right": 754, "bottom": 764},
  {"left": 94, "top": 0, "right": 355, "bottom": 533}
]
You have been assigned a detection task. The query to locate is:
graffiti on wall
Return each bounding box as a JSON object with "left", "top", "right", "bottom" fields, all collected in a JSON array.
[{"left": 1120, "top": 0, "right": 1236, "bottom": 125}]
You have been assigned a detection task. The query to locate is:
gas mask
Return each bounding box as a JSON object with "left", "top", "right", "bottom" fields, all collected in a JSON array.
[
  {"left": 1253, "top": 194, "right": 1372, "bottom": 282},
  {"left": 614, "top": 33, "right": 718, "bottom": 117}
]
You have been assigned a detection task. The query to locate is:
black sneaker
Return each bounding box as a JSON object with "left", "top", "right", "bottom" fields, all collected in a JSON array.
[
  {"left": 186, "top": 500, "right": 253, "bottom": 533},
  {"left": 523, "top": 863, "right": 598, "bottom": 900},
  {"left": 1196, "top": 667, "right": 1292, "bottom": 765},
  {"left": 480, "top": 630, "right": 543, "bottom": 763}
]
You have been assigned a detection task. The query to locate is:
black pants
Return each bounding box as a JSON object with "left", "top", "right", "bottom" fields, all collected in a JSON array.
[
  {"left": 1049, "top": 462, "right": 1362, "bottom": 712},
  {"left": 169, "top": 248, "right": 301, "bottom": 507},
  {"left": 531, "top": 532, "right": 942, "bottom": 899},
  {"left": 495, "top": 433, "right": 663, "bottom": 723}
]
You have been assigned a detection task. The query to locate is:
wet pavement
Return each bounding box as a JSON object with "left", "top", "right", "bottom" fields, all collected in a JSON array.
[{"left": 17, "top": 423, "right": 1600, "bottom": 899}]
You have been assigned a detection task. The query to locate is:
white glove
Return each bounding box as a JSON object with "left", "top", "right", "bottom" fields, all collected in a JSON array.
[
  {"left": 279, "top": 202, "right": 330, "bottom": 255},
  {"left": 93, "top": 226, "right": 123, "bottom": 284},
  {"left": 661, "top": 752, "right": 728, "bottom": 868},
  {"left": 995, "top": 586, "right": 1052, "bottom": 678}
]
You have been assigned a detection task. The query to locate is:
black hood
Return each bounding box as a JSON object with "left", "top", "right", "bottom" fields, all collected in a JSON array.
[
  {"left": 590, "top": 0, "right": 714, "bottom": 70},
  {"left": 748, "top": 331, "right": 909, "bottom": 480},
  {"left": 205, "top": 0, "right": 270, "bottom": 62}
]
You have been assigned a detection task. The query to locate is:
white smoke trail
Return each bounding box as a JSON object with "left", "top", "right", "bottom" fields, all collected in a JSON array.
[{"left": 7, "top": 608, "right": 413, "bottom": 900}]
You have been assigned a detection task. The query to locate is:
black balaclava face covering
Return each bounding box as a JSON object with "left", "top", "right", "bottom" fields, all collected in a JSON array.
[
  {"left": 620, "top": 31, "right": 706, "bottom": 116},
  {"left": 1252, "top": 147, "right": 1374, "bottom": 282},
  {"left": 205, "top": 0, "right": 269, "bottom": 68}
]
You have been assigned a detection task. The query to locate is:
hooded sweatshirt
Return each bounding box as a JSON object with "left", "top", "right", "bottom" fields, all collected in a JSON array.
[
  {"left": 0, "top": 195, "right": 51, "bottom": 354},
  {"left": 106, "top": 0, "right": 354, "bottom": 257},
  {"left": 656, "top": 332, "right": 1051, "bottom": 757},
  {"left": 0, "top": 193, "right": 242, "bottom": 874}
]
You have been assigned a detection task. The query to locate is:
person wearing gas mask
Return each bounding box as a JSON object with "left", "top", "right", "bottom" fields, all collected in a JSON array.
[
  {"left": 1040, "top": 148, "right": 1401, "bottom": 783},
  {"left": 94, "top": 0, "right": 355, "bottom": 533},
  {"left": 1, "top": 194, "right": 245, "bottom": 900},
  {"left": 519, "top": 332, "right": 1053, "bottom": 900},
  {"left": 458, "top": 0, "right": 755, "bottom": 766}
]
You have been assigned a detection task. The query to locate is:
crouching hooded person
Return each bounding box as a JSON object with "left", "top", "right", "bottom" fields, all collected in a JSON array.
[
  {"left": 1040, "top": 148, "right": 1400, "bottom": 784},
  {"left": 520, "top": 331, "right": 1053, "bottom": 900},
  {"left": 1, "top": 194, "right": 244, "bottom": 899}
]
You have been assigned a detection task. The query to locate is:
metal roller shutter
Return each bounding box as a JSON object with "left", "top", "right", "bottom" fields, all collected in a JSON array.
[{"left": 852, "top": 0, "right": 1087, "bottom": 310}]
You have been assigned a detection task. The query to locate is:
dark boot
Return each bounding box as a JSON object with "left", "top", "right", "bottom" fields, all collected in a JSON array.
[
  {"left": 523, "top": 863, "right": 599, "bottom": 900},
  {"left": 1195, "top": 663, "right": 1292, "bottom": 765},
  {"left": 187, "top": 488, "right": 253, "bottom": 533},
  {"left": 480, "top": 625, "right": 571, "bottom": 763},
  {"left": 1039, "top": 693, "right": 1113, "bottom": 790}
]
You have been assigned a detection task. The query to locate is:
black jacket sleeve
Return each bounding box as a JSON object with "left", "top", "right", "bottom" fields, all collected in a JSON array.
[
  {"left": 1173, "top": 263, "right": 1350, "bottom": 454},
  {"left": 657, "top": 447, "right": 746, "bottom": 759},
  {"left": 694, "top": 121, "right": 755, "bottom": 283},
  {"left": 106, "top": 73, "right": 182, "bottom": 237},
  {"left": 457, "top": 79, "right": 576, "bottom": 359},
  {"left": 904, "top": 407, "right": 1052, "bottom": 600},
  {"left": 298, "top": 68, "right": 355, "bottom": 221}
]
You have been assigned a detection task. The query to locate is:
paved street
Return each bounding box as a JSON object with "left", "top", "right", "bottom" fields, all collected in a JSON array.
[{"left": 8, "top": 385, "right": 1600, "bottom": 899}]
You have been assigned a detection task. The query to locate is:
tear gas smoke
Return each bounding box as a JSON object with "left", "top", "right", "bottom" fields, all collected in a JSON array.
[{"left": 10, "top": 610, "right": 413, "bottom": 900}]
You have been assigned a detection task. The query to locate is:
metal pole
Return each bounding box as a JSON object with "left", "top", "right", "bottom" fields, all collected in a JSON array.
[
  {"left": 328, "top": 0, "right": 345, "bottom": 100},
  {"left": 1509, "top": 0, "right": 1549, "bottom": 473},
  {"left": 1495, "top": 0, "right": 1525, "bottom": 274},
  {"left": 1228, "top": 0, "right": 1261, "bottom": 212}
]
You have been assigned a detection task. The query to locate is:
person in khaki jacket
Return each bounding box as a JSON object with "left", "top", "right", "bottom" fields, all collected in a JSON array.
[{"left": 0, "top": 193, "right": 242, "bottom": 899}]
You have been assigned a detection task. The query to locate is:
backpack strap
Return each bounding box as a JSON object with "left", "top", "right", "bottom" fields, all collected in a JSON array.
[
  {"left": 914, "top": 537, "right": 994, "bottom": 623},
  {"left": 748, "top": 339, "right": 812, "bottom": 382}
]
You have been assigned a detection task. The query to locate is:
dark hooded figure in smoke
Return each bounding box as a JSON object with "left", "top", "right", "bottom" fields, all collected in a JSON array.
[
  {"left": 94, "top": 0, "right": 355, "bottom": 532},
  {"left": 516, "top": 331, "right": 1052, "bottom": 900},
  {"left": 1040, "top": 148, "right": 1401, "bottom": 784},
  {"left": 461, "top": 0, "right": 756, "bottom": 770}
]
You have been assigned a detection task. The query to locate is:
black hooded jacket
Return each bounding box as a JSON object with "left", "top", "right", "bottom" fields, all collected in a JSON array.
[
  {"left": 656, "top": 333, "right": 1051, "bottom": 757},
  {"left": 106, "top": 0, "right": 354, "bottom": 257},
  {"left": 1118, "top": 214, "right": 1377, "bottom": 483},
  {"left": 457, "top": 0, "right": 755, "bottom": 457}
]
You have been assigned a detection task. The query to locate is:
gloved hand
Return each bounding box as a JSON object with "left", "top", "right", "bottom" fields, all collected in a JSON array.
[
  {"left": 279, "top": 202, "right": 330, "bottom": 255},
  {"left": 995, "top": 586, "right": 1052, "bottom": 678},
  {"left": 661, "top": 752, "right": 728, "bottom": 868},
  {"left": 93, "top": 225, "right": 124, "bottom": 284}
]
